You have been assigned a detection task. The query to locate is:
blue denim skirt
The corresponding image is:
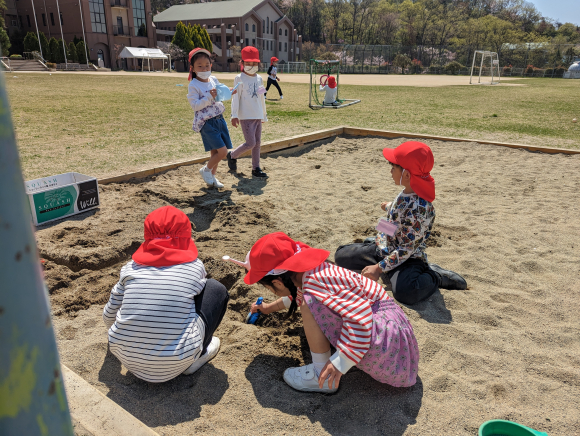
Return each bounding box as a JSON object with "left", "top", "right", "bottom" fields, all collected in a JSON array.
[{"left": 200, "top": 115, "right": 233, "bottom": 152}]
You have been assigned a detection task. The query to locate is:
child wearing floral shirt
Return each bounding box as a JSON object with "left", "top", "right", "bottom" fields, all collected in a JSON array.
[{"left": 335, "top": 141, "right": 467, "bottom": 305}]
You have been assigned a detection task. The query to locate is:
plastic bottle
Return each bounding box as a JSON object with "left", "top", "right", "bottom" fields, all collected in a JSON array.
[{"left": 246, "top": 297, "right": 263, "bottom": 324}]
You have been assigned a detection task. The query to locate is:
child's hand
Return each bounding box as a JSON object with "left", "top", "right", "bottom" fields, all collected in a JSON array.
[
  {"left": 231, "top": 118, "right": 239, "bottom": 128},
  {"left": 209, "top": 88, "right": 217, "bottom": 99},
  {"left": 381, "top": 201, "right": 392, "bottom": 211},
  {"left": 276, "top": 77, "right": 280, "bottom": 81},
  {"left": 250, "top": 301, "right": 263, "bottom": 314},
  {"left": 230, "top": 87, "right": 237, "bottom": 95},
  {"left": 361, "top": 264, "right": 382, "bottom": 282},
  {"left": 319, "top": 360, "right": 342, "bottom": 389}
]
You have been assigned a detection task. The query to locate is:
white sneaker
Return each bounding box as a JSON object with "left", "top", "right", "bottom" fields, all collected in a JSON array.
[
  {"left": 199, "top": 165, "right": 215, "bottom": 186},
  {"left": 213, "top": 176, "right": 224, "bottom": 189},
  {"left": 183, "top": 337, "right": 220, "bottom": 375},
  {"left": 280, "top": 95, "right": 284, "bottom": 99},
  {"left": 283, "top": 363, "right": 338, "bottom": 393}
]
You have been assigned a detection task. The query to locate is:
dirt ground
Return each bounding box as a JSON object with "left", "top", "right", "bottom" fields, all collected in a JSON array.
[
  {"left": 20, "top": 70, "right": 525, "bottom": 87},
  {"left": 39, "top": 136, "right": 580, "bottom": 436}
]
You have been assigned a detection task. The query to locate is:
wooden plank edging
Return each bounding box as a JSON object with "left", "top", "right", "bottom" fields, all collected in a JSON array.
[{"left": 98, "top": 126, "right": 579, "bottom": 185}]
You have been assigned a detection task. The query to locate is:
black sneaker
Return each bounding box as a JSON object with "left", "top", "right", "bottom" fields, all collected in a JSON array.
[
  {"left": 227, "top": 151, "right": 237, "bottom": 171},
  {"left": 429, "top": 263, "right": 467, "bottom": 290},
  {"left": 252, "top": 167, "right": 268, "bottom": 178}
]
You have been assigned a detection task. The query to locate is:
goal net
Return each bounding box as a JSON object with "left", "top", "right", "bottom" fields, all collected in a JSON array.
[
  {"left": 470, "top": 51, "right": 501, "bottom": 85},
  {"left": 309, "top": 59, "right": 361, "bottom": 110}
]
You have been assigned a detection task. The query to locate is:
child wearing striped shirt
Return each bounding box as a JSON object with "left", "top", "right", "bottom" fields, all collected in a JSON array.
[
  {"left": 103, "top": 206, "right": 229, "bottom": 383},
  {"left": 244, "top": 232, "right": 419, "bottom": 393}
]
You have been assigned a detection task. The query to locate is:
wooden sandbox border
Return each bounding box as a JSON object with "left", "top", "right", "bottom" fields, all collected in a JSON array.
[{"left": 98, "top": 126, "right": 579, "bottom": 185}]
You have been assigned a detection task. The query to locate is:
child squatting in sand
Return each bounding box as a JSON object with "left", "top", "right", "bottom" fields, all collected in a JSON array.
[
  {"left": 334, "top": 141, "right": 467, "bottom": 305},
  {"left": 245, "top": 232, "right": 419, "bottom": 393}
]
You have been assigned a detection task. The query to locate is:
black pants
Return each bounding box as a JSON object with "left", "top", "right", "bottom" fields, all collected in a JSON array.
[
  {"left": 334, "top": 241, "right": 440, "bottom": 305},
  {"left": 193, "top": 279, "right": 229, "bottom": 353},
  {"left": 266, "top": 77, "right": 283, "bottom": 96}
]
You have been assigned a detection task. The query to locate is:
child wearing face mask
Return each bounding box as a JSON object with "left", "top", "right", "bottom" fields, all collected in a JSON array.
[
  {"left": 187, "top": 47, "right": 235, "bottom": 189},
  {"left": 227, "top": 46, "right": 269, "bottom": 178},
  {"left": 334, "top": 141, "right": 467, "bottom": 305}
]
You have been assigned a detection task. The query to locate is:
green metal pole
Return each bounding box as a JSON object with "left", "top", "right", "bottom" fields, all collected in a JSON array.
[{"left": 0, "top": 55, "right": 74, "bottom": 435}]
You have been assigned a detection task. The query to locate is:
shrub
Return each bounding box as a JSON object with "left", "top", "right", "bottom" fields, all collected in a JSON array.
[
  {"left": 10, "top": 54, "right": 22, "bottom": 59},
  {"left": 48, "top": 37, "right": 59, "bottom": 63},
  {"left": 444, "top": 61, "right": 464, "bottom": 74},
  {"left": 76, "top": 41, "right": 87, "bottom": 64},
  {"left": 46, "top": 62, "right": 56, "bottom": 69},
  {"left": 393, "top": 53, "right": 412, "bottom": 72},
  {"left": 554, "top": 66, "right": 566, "bottom": 77},
  {"left": 68, "top": 41, "right": 77, "bottom": 63},
  {"left": 410, "top": 58, "right": 422, "bottom": 74},
  {"left": 55, "top": 39, "right": 65, "bottom": 63},
  {"left": 23, "top": 32, "right": 39, "bottom": 53},
  {"left": 502, "top": 65, "right": 512, "bottom": 74},
  {"left": 525, "top": 64, "right": 535, "bottom": 75}
]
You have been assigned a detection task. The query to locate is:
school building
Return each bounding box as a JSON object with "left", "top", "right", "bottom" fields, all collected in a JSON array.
[
  {"left": 153, "top": 0, "right": 303, "bottom": 71},
  {"left": 7, "top": 0, "right": 157, "bottom": 69}
]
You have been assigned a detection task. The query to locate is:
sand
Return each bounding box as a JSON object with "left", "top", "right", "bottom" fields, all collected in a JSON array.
[{"left": 39, "top": 136, "right": 580, "bottom": 436}]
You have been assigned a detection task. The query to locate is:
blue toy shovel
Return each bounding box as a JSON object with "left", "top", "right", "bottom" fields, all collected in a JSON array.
[
  {"left": 246, "top": 297, "right": 263, "bottom": 324},
  {"left": 215, "top": 83, "right": 240, "bottom": 102},
  {"left": 479, "top": 420, "right": 548, "bottom": 436}
]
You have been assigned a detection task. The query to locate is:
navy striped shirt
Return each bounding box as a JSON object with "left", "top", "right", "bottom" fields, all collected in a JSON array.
[{"left": 103, "top": 260, "right": 207, "bottom": 383}]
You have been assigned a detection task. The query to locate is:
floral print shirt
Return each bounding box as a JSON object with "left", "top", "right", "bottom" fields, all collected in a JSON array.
[
  {"left": 187, "top": 76, "right": 225, "bottom": 133},
  {"left": 376, "top": 191, "right": 435, "bottom": 272}
]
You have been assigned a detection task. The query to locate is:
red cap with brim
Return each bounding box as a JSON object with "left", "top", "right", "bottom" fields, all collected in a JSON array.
[
  {"left": 242, "top": 46, "right": 261, "bottom": 63},
  {"left": 271, "top": 57, "right": 279, "bottom": 64},
  {"left": 188, "top": 48, "right": 212, "bottom": 81},
  {"left": 132, "top": 206, "right": 198, "bottom": 267},
  {"left": 244, "top": 232, "right": 330, "bottom": 285},
  {"left": 382, "top": 141, "right": 436, "bottom": 203},
  {"left": 328, "top": 76, "right": 336, "bottom": 89}
]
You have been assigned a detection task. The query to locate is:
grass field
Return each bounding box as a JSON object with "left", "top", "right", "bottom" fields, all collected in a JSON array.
[{"left": 6, "top": 73, "right": 579, "bottom": 180}]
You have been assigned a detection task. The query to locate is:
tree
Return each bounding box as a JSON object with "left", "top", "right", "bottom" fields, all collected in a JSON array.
[
  {"left": 172, "top": 21, "right": 194, "bottom": 52},
  {"left": 76, "top": 40, "right": 87, "bottom": 64},
  {"left": 393, "top": 53, "right": 412, "bottom": 72},
  {"left": 23, "top": 32, "right": 39, "bottom": 53},
  {"left": 0, "top": 27, "right": 10, "bottom": 56},
  {"left": 38, "top": 32, "right": 49, "bottom": 60},
  {"left": 68, "top": 41, "right": 77, "bottom": 62},
  {"left": 48, "top": 37, "right": 59, "bottom": 63},
  {"left": 200, "top": 27, "right": 213, "bottom": 52},
  {"left": 55, "top": 39, "right": 66, "bottom": 63}
]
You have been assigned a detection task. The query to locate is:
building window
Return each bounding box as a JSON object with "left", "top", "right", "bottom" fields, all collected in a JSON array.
[
  {"left": 262, "top": 20, "right": 265, "bottom": 33},
  {"left": 88, "top": 0, "right": 106, "bottom": 33},
  {"left": 270, "top": 22, "right": 273, "bottom": 34},
  {"left": 245, "top": 38, "right": 248, "bottom": 46},
  {"left": 245, "top": 23, "right": 248, "bottom": 31},
  {"left": 266, "top": 17, "right": 269, "bottom": 33},
  {"left": 252, "top": 38, "right": 255, "bottom": 46},
  {"left": 19, "top": 15, "right": 23, "bottom": 28},
  {"left": 50, "top": 12, "right": 55, "bottom": 26},
  {"left": 42, "top": 13, "right": 46, "bottom": 26},
  {"left": 252, "top": 24, "right": 255, "bottom": 32},
  {"left": 134, "top": 0, "right": 147, "bottom": 36},
  {"left": 60, "top": 13, "right": 63, "bottom": 25},
  {"left": 279, "top": 41, "right": 281, "bottom": 51},
  {"left": 26, "top": 15, "right": 30, "bottom": 27},
  {"left": 285, "top": 29, "right": 288, "bottom": 36},
  {"left": 279, "top": 28, "right": 281, "bottom": 36},
  {"left": 285, "top": 42, "right": 287, "bottom": 52}
]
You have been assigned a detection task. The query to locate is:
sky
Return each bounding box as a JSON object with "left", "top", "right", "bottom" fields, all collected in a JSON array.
[{"left": 531, "top": 0, "right": 580, "bottom": 26}]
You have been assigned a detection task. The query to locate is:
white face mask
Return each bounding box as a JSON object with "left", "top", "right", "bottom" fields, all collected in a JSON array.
[
  {"left": 399, "top": 169, "right": 406, "bottom": 186},
  {"left": 244, "top": 65, "right": 259, "bottom": 74},
  {"left": 196, "top": 70, "right": 212, "bottom": 80}
]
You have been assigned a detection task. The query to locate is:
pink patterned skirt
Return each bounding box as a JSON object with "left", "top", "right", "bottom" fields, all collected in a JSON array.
[{"left": 303, "top": 294, "right": 419, "bottom": 387}]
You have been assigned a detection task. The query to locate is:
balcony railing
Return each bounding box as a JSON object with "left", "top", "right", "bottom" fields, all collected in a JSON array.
[
  {"left": 113, "top": 25, "right": 131, "bottom": 36},
  {"left": 110, "top": 0, "right": 128, "bottom": 7}
]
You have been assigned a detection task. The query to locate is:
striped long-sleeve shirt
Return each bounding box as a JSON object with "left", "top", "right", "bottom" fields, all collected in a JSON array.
[
  {"left": 297, "top": 262, "right": 389, "bottom": 374},
  {"left": 103, "top": 260, "right": 207, "bottom": 383}
]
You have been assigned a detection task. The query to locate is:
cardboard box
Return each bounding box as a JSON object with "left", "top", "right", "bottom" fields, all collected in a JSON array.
[{"left": 25, "top": 172, "right": 100, "bottom": 226}]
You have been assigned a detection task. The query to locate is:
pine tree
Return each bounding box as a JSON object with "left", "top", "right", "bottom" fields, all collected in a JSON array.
[
  {"left": 201, "top": 27, "right": 212, "bottom": 52},
  {"left": 190, "top": 24, "right": 203, "bottom": 49},
  {"left": 76, "top": 40, "right": 87, "bottom": 64},
  {"left": 23, "top": 32, "right": 39, "bottom": 53},
  {"left": 48, "top": 37, "right": 59, "bottom": 63},
  {"left": 68, "top": 41, "right": 77, "bottom": 62},
  {"left": 0, "top": 28, "right": 11, "bottom": 56},
  {"left": 172, "top": 22, "right": 194, "bottom": 52},
  {"left": 38, "top": 32, "right": 49, "bottom": 60},
  {"left": 55, "top": 39, "right": 66, "bottom": 63}
]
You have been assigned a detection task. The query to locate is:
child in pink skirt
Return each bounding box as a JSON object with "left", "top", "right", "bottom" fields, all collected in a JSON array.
[{"left": 243, "top": 232, "right": 419, "bottom": 393}]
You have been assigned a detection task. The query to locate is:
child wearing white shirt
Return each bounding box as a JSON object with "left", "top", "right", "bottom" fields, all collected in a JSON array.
[
  {"left": 227, "top": 46, "right": 269, "bottom": 178},
  {"left": 320, "top": 75, "right": 339, "bottom": 105}
]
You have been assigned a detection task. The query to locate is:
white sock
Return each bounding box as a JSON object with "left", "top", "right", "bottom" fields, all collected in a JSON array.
[
  {"left": 311, "top": 350, "right": 331, "bottom": 376},
  {"left": 203, "top": 166, "right": 212, "bottom": 172}
]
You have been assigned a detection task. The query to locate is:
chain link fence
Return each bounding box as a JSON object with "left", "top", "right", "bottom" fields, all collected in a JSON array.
[{"left": 300, "top": 43, "right": 580, "bottom": 77}]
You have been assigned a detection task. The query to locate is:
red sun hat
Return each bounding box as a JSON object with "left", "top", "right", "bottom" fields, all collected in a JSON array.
[
  {"left": 382, "top": 141, "right": 436, "bottom": 202},
  {"left": 188, "top": 47, "right": 212, "bottom": 81},
  {"left": 327, "top": 76, "right": 337, "bottom": 89},
  {"left": 244, "top": 232, "right": 330, "bottom": 285},
  {"left": 270, "top": 56, "right": 279, "bottom": 64},
  {"left": 242, "top": 46, "right": 261, "bottom": 63},
  {"left": 132, "top": 206, "right": 198, "bottom": 267}
]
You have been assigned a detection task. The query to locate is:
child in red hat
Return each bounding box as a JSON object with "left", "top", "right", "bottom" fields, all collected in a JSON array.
[
  {"left": 265, "top": 56, "right": 283, "bottom": 100},
  {"left": 227, "top": 46, "right": 269, "bottom": 178},
  {"left": 240, "top": 232, "right": 419, "bottom": 393},
  {"left": 335, "top": 141, "right": 467, "bottom": 305},
  {"left": 103, "top": 206, "right": 229, "bottom": 383},
  {"left": 186, "top": 47, "right": 236, "bottom": 189},
  {"left": 320, "top": 75, "right": 338, "bottom": 106}
]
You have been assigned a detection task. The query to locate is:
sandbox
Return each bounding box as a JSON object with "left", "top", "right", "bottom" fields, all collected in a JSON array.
[{"left": 39, "top": 135, "right": 580, "bottom": 435}]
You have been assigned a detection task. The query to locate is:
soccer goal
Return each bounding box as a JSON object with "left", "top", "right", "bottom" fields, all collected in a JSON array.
[
  {"left": 470, "top": 51, "right": 501, "bottom": 85},
  {"left": 309, "top": 59, "right": 361, "bottom": 110}
]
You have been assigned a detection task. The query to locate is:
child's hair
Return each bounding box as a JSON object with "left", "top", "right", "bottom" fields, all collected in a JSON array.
[
  {"left": 189, "top": 51, "right": 211, "bottom": 80},
  {"left": 388, "top": 161, "right": 403, "bottom": 170},
  {"left": 258, "top": 271, "right": 298, "bottom": 317}
]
